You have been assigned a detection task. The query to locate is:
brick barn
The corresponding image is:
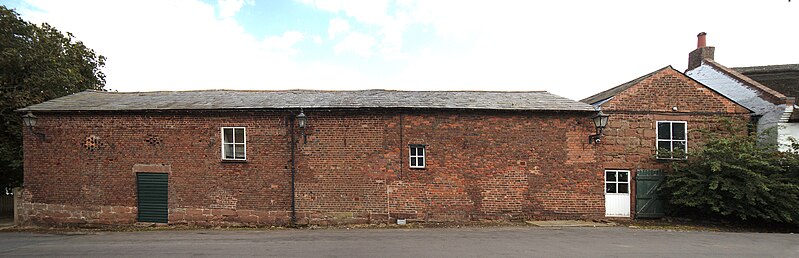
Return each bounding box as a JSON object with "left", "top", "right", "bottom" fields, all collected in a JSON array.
[
  {"left": 18, "top": 90, "right": 613, "bottom": 226},
  {"left": 581, "top": 66, "right": 751, "bottom": 218}
]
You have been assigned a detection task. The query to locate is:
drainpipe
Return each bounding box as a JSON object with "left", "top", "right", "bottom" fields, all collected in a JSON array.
[
  {"left": 288, "top": 114, "right": 297, "bottom": 225},
  {"left": 399, "top": 113, "right": 404, "bottom": 180}
]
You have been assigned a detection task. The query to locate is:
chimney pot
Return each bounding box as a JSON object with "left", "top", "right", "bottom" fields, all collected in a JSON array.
[
  {"left": 697, "top": 32, "right": 707, "bottom": 48},
  {"left": 687, "top": 32, "right": 714, "bottom": 71}
]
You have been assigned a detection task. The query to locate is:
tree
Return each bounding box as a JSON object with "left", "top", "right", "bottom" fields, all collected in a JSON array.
[
  {"left": 0, "top": 6, "right": 106, "bottom": 190},
  {"left": 662, "top": 124, "right": 799, "bottom": 225}
]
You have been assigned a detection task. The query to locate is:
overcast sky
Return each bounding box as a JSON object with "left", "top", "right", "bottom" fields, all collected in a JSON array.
[{"left": 4, "top": 0, "right": 798, "bottom": 100}]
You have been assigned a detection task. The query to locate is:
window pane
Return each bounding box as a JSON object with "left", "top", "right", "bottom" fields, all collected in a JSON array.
[
  {"left": 657, "top": 141, "right": 671, "bottom": 158},
  {"left": 235, "top": 144, "right": 245, "bottom": 159},
  {"left": 672, "top": 123, "right": 686, "bottom": 140},
  {"left": 223, "top": 144, "right": 234, "bottom": 159},
  {"left": 618, "top": 183, "right": 629, "bottom": 193},
  {"left": 606, "top": 183, "right": 617, "bottom": 193},
  {"left": 606, "top": 171, "right": 616, "bottom": 182},
  {"left": 418, "top": 157, "right": 424, "bottom": 167},
  {"left": 223, "top": 128, "right": 233, "bottom": 143},
  {"left": 657, "top": 122, "right": 671, "bottom": 140},
  {"left": 418, "top": 147, "right": 424, "bottom": 156},
  {"left": 657, "top": 141, "right": 671, "bottom": 152},
  {"left": 234, "top": 128, "right": 245, "bottom": 143},
  {"left": 410, "top": 158, "right": 417, "bottom": 166},
  {"left": 673, "top": 141, "right": 686, "bottom": 152},
  {"left": 410, "top": 147, "right": 416, "bottom": 156},
  {"left": 673, "top": 141, "right": 686, "bottom": 158},
  {"left": 618, "top": 172, "right": 628, "bottom": 182}
]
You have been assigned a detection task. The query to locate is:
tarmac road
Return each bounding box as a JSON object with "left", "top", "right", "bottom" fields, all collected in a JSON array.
[{"left": 1, "top": 226, "right": 797, "bottom": 257}]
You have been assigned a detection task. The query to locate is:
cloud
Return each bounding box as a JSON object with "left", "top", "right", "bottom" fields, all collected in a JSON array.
[
  {"left": 13, "top": 0, "right": 799, "bottom": 100},
  {"left": 16, "top": 0, "right": 316, "bottom": 92},
  {"left": 327, "top": 17, "right": 350, "bottom": 39},
  {"left": 334, "top": 32, "right": 376, "bottom": 58},
  {"left": 297, "top": 0, "right": 391, "bottom": 25},
  {"left": 300, "top": 0, "right": 427, "bottom": 60},
  {"left": 263, "top": 31, "right": 305, "bottom": 56},
  {"left": 217, "top": 0, "right": 254, "bottom": 19}
]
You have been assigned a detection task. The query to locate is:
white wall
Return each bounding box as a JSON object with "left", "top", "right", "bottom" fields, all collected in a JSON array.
[{"left": 778, "top": 122, "right": 799, "bottom": 152}]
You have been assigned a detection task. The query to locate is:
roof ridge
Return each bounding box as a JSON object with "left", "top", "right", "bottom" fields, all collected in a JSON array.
[
  {"left": 580, "top": 66, "right": 672, "bottom": 104},
  {"left": 731, "top": 63, "right": 799, "bottom": 73}
]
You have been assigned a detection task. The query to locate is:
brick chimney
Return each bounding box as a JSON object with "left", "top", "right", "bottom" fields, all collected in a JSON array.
[{"left": 687, "top": 32, "right": 715, "bottom": 71}]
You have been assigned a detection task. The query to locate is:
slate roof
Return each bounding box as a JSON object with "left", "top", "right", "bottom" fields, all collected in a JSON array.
[
  {"left": 699, "top": 59, "right": 787, "bottom": 105},
  {"left": 21, "top": 89, "right": 596, "bottom": 112},
  {"left": 732, "top": 64, "right": 799, "bottom": 74},
  {"left": 580, "top": 66, "right": 671, "bottom": 105}
]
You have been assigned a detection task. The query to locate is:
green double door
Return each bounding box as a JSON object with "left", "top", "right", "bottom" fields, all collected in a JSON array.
[{"left": 136, "top": 173, "right": 168, "bottom": 223}]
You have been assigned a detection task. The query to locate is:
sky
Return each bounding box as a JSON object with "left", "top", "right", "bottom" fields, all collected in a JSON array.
[{"left": 3, "top": 0, "right": 798, "bottom": 100}]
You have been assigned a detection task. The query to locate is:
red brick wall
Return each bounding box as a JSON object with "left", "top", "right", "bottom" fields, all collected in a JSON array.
[
  {"left": 597, "top": 67, "right": 750, "bottom": 217},
  {"left": 22, "top": 109, "right": 604, "bottom": 226},
  {"left": 601, "top": 69, "right": 746, "bottom": 114}
]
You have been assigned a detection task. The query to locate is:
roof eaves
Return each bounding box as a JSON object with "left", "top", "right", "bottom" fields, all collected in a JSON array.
[{"left": 18, "top": 106, "right": 597, "bottom": 113}]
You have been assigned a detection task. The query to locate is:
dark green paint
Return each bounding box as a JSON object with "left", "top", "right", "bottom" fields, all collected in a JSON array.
[
  {"left": 137, "top": 173, "right": 168, "bottom": 223},
  {"left": 635, "top": 169, "right": 665, "bottom": 218}
]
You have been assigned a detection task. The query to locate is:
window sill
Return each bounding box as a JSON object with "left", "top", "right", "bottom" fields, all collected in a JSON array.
[
  {"left": 409, "top": 167, "right": 426, "bottom": 170},
  {"left": 655, "top": 158, "right": 686, "bottom": 162},
  {"left": 221, "top": 159, "right": 248, "bottom": 163}
]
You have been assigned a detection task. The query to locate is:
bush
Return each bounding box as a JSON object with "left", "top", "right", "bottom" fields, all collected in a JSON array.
[{"left": 662, "top": 125, "right": 799, "bottom": 225}]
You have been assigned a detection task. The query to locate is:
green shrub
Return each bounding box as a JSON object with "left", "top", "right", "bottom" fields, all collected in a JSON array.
[{"left": 662, "top": 126, "right": 799, "bottom": 225}]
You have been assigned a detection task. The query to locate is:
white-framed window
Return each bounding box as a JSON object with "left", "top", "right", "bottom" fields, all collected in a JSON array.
[
  {"left": 656, "top": 121, "right": 687, "bottom": 159},
  {"left": 409, "top": 145, "right": 425, "bottom": 168},
  {"left": 605, "top": 170, "right": 630, "bottom": 194},
  {"left": 221, "top": 127, "right": 246, "bottom": 160}
]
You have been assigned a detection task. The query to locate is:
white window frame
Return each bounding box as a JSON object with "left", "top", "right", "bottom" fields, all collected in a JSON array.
[
  {"left": 221, "top": 127, "right": 246, "bottom": 161},
  {"left": 409, "top": 145, "right": 425, "bottom": 168},
  {"left": 604, "top": 170, "right": 630, "bottom": 194},
  {"left": 656, "top": 121, "right": 687, "bottom": 159}
]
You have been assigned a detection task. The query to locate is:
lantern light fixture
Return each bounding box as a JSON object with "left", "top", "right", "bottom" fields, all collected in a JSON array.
[
  {"left": 297, "top": 111, "right": 307, "bottom": 129},
  {"left": 21, "top": 111, "right": 45, "bottom": 140},
  {"left": 296, "top": 111, "right": 308, "bottom": 143},
  {"left": 589, "top": 111, "right": 610, "bottom": 144}
]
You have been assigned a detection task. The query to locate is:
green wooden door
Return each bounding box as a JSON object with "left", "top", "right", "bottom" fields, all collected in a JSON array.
[
  {"left": 635, "top": 169, "right": 665, "bottom": 218},
  {"left": 137, "top": 173, "right": 168, "bottom": 223}
]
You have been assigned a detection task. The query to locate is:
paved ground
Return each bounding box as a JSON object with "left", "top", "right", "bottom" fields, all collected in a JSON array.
[
  {"left": 0, "top": 226, "right": 797, "bottom": 257},
  {"left": 0, "top": 217, "right": 13, "bottom": 232}
]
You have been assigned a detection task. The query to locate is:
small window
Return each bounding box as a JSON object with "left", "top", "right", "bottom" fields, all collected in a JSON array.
[
  {"left": 656, "top": 121, "right": 687, "bottom": 159},
  {"left": 605, "top": 170, "right": 629, "bottom": 194},
  {"left": 409, "top": 145, "right": 425, "bottom": 168},
  {"left": 221, "top": 127, "right": 246, "bottom": 160}
]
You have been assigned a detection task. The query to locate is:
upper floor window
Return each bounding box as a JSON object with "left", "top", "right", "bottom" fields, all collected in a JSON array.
[
  {"left": 222, "top": 127, "right": 246, "bottom": 160},
  {"left": 409, "top": 145, "right": 425, "bottom": 168},
  {"left": 657, "top": 121, "right": 687, "bottom": 159}
]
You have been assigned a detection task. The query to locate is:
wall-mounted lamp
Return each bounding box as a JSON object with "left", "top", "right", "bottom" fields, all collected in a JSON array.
[
  {"left": 21, "top": 111, "right": 45, "bottom": 140},
  {"left": 297, "top": 111, "right": 307, "bottom": 143},
  {"left": 589, "top": 111, "right": 609, "bottom": 144}
]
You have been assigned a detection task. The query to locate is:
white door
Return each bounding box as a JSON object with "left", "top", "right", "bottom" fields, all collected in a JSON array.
[{"left": 605, "top": 170, "right": 630, "bottom": 217}]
